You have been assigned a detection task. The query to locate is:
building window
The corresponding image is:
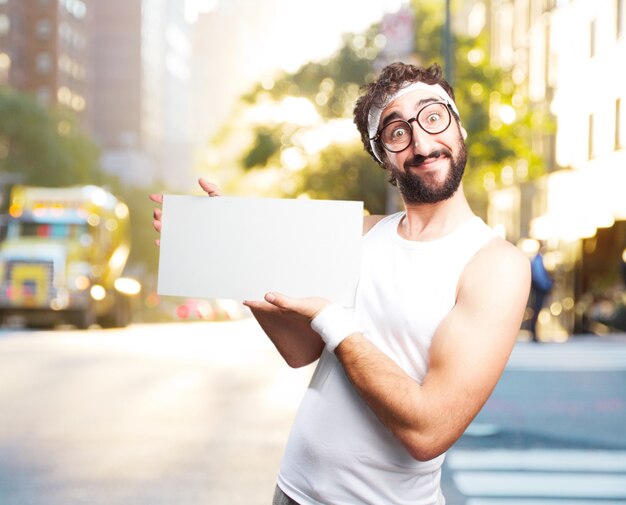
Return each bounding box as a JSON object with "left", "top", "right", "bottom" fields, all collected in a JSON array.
[
  {"left": 36, "top": 19, "right": 52, "bottom": 40},
  {"left": 35, "top": 52, "right": 52, "bottom": 74},
  {"left": 0, "top": 14, "right": 9, "bottom": 36},
  {"left": 617, "top": 98, "right": 623, "bottom": 150},
  {"left": 588, "top": 113, "right": 594, "bottom": 159},
  {"left": 590, "top": 20, "right": 596, "bottom": 58}
]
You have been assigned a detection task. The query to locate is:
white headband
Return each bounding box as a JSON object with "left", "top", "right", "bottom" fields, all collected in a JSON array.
[{"left": 367, "top": 82, "right": 460, "bottom": 163}]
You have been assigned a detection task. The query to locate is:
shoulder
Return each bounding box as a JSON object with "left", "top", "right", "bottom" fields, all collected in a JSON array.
[
  {"left": 363, "top": 214, "right": 387, "bottom": 235},
  {"left": 475, "top": 235, "right": 529, "bottom": 266},
  {"left": 460, "top": 236, "right": 531, "bottom": 300}
]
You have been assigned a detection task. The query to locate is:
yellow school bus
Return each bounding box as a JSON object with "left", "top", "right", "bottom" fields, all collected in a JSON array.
[{"left": 0, "top": 185, "right": 140, "bottom": 328}]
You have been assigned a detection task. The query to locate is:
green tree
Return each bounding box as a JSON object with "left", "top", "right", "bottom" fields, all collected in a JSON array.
[{"left": 0, "top": 87, "right": 100, "bottom": 186}]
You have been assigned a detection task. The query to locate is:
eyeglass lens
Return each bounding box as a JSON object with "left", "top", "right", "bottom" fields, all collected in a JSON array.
[{"left": 379, "top": 102, "right": 451, "bottom": 153}]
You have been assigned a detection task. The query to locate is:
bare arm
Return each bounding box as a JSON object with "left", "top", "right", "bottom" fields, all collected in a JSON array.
[{"left": 334, "top": 238, "right": 530, "bottom": 460}]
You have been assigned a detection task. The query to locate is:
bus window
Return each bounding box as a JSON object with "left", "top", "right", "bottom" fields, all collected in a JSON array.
[{"left": 12, "top": 222, "right": 87, "bottom": 239}]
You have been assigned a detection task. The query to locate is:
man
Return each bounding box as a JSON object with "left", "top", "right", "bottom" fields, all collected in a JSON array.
[
  {"left": 151, "top": 62, "right": 530, "bottom": 504},
  {"left": 529, "top": 245, "right": 553, "bottom": 341}
]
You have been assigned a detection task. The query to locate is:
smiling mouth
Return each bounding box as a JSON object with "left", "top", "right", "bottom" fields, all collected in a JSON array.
[
  {"left": 423, "top": 154, "right": 446, "bottom": 165},
  {"left": 408, "top": 152, "right": 449, "bottom": 169}
]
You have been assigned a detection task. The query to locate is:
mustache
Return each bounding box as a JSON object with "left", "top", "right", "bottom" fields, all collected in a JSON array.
[{"left": 404, "top": 148, "right": 452, "bottom": 167}]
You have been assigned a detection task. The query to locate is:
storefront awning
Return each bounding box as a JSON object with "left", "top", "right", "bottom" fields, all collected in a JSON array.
[{"left": 530, "top": 165, "right": 626, "bottom": 241}]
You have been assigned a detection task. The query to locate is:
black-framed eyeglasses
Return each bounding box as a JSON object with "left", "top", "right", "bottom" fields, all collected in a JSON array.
[{"left": 371, "top": 101, "right": 453, "bottom": 154}]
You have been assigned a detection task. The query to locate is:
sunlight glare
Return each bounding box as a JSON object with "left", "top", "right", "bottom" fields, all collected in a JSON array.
[
  {"left": 281, "top": 147, "right": 307, "bottom": 171},
  {"left": 300, "top": 119, "right": 359, "bottom": 155},
  {"left": 247, "top": 97, "right": 319, "bottom": 127}
]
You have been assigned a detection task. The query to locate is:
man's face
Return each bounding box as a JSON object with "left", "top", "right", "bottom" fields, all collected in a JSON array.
[{"left": 379, "top": 89, "right": 467, "bottom": 205}]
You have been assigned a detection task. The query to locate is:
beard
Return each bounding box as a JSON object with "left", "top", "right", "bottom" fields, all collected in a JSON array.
[{"left": 387, "top": 140, "right": 467, "bottom": 205}]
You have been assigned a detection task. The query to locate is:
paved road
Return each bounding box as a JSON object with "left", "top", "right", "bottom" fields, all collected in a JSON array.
[
  {"left": 0, "top": 322, "right": 624, "bottom": 504},
  {"left": 0, "top": 320, "right": 313, "bottom": 505},
  {"left": 441, "top": 337, "right": 626, "bottom": 504}
]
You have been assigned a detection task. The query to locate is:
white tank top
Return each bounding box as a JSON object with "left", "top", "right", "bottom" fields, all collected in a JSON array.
[{"left": 277, "top": 212, "right": 497, "bottom": 505}]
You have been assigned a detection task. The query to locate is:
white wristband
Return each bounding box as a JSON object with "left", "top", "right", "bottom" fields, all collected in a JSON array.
[{"left": 310, "top": 303, "right": 359, "bottom": 353}]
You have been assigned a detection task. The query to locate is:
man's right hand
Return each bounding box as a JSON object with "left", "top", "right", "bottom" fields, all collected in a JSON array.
[{"left": 149, "top": 178, "right": 221, "bottom": 246}]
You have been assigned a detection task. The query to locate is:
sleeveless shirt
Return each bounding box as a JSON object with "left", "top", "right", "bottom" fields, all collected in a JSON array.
[{"left": 277, "top": 212, "right": 497, "bottom": 505}]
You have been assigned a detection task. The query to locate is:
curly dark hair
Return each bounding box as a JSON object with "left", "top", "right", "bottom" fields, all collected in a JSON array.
[{"left": 353, "top": 62, "right": 456, "bottom": 181}]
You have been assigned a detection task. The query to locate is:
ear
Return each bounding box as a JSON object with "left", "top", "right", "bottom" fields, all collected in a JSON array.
[{"left": 461, "top": 126, "right": 468, "bottom": 140}]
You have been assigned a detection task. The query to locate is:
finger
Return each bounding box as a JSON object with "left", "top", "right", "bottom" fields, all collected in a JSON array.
[
  {"left": 263, "top": 292, "right": 296, "bottom": 310},
  {"left": 265, "top": 293, "right": 331, "bottom": 319},
  {"left": 149, "top": 193, "right": 163, "bottom": 204},
  {"left": 243, "top": 299, "right": 282, "bottom": 312},
  {"left": 153, "top": 219, "right": 162, "bottom": 233},
  {"left": 153, "top": 208, "right": 162, "bottom": 220},
  {"left": 154, "top": 239, "right": 160, "bottom": 247},
  {"left": 244, "top": 293, "right": 296, "bottom": 313},
  {"left": 198, "top": 178, "right": 221, "bottom": 196}
]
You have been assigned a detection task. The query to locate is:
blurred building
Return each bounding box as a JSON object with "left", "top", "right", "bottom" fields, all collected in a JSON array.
[
  {"left": 0, "top": 0, "right": 91, "bottom": 123},
  {"left": 92, "top": 0, "right": 193, "bottom": 190},
  {"left": 0, "top": 0, "right": 193, "bottom": 190},
  {"left": 191, "top": 7, "right": 244, "bottom": 147},
  {"left": 488, "top": 0, "right": 626, "bottom": 338}
]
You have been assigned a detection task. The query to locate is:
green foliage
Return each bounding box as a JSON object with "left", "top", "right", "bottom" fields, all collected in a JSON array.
[
  {"left": 0, "top": 87, "right": 100, "bottom": 186},
  {"left": 285, "top": 143, "right": 388, "bottom": 215},
  {"left": 241, "top": 126, "right": 282, "bottom": 169},
  {"left": 410, "top": 1, "right": 445, "bottom": 62}
]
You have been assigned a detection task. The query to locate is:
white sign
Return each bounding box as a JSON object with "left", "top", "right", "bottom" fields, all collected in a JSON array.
[{"left": 157, "top": 195, "right": 363, "bottom": 306}]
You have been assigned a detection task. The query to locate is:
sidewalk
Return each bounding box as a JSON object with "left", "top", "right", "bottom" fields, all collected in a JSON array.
[{"left": 508, "top": 334, "right": 626, "bottom": 371}]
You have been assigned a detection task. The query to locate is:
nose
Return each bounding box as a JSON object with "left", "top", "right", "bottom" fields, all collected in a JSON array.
[{"left": 409, "top": 121, "right": 435, "bottom": 155}]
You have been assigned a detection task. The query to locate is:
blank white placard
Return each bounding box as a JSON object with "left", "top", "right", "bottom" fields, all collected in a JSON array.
[{"left": 157, "top": 195, "right": 363, "bottom": 305}]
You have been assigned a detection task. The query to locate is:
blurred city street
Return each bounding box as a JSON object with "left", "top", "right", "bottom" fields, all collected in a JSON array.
[
  {"left": 442, "top": 335, "right": 626, "bottom": 504},
  {"left": 0, "top": 320, "right": 625, "bottom": 505},
  {"left": 0, "top": 319, "right": 312, "bottom": 505},
  {"left": 1, "top": 0, "right": 626, "bottom": 503}
]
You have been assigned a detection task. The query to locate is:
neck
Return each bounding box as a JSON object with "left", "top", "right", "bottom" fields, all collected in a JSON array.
[{"left": 398, "top": 184, "right": 474, "bottom": 241}]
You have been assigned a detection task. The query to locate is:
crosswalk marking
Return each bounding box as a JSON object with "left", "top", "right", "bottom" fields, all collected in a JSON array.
[
  {"left": 447, "top": 449, "right": 626, "bottom": 472},
  {"left": 453, "top": 472, "right": 626, "bottom": 499},
  {"left": 447, "top": 449, "right": 626, "bottom": 503},
  {"left": 466, "top": 500, "right": 620, "bottom": 505},
  {"left": 506, "top": 341, "right": 626, "bottom": 370}
]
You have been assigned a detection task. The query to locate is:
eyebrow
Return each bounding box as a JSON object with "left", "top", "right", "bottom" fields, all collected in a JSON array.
[{"left": 379, "top": 97, "right": 442, "bottom": 130}]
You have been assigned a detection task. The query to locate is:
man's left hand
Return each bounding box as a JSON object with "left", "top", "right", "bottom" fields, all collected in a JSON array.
[{"left": 244, "top": 293, "right": 329, "bottom": 321}]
